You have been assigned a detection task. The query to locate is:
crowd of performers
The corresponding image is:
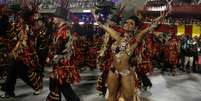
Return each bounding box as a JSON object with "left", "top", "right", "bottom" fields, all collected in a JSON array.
[
  {"left": 0, "top": 6, "right": 103, "bottom": 101},
  {"left": 0, "top": 6, "right": 201, "bottom": 101}
]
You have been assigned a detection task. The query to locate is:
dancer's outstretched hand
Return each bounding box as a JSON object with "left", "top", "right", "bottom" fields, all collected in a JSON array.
[
  {"left": 91, "top": 9, "right": 104, "bottom": 28},
  {"left": 153, "top": 10, "right": 169, "bottom": 23}
]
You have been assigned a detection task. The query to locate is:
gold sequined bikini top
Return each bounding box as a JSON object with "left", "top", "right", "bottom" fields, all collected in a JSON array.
[{"left": 111, "top": 36, "right": 132, "bottom": 58}]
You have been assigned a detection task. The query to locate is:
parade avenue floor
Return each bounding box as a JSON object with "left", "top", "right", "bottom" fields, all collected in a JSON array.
[{"left": 0, "top": 68, "right": 201, "bottom": 101}]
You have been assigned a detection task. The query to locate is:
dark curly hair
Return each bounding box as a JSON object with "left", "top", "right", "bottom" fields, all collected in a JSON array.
[{"left": 128, "top": 15, "right": 141, "bottom": 27}]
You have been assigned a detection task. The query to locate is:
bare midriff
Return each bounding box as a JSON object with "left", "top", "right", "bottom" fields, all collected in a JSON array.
[{"left": 112, "top": 49, "right": 131, "bottom": 72}]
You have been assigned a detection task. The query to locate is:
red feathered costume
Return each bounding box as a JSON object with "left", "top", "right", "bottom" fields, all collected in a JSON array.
[{"left": 164, "top": 37, "right": 179, "bottom": 65}]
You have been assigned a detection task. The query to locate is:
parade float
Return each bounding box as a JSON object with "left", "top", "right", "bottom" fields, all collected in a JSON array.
[{"left": 138, "top": 0, "right": 201, "bottom": 37}]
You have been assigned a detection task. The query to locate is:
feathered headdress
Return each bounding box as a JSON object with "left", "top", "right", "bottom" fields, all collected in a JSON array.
[{"left": 128, "top": 15, "right": 141, "bottom": 27}]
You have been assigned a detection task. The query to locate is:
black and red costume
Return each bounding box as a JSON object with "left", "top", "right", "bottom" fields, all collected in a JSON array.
[
  {"left": 46, "top": 23, "right": 80, "bottom": 101},
  {"left": 0, "top": 18, "right": 42, "bottom": 97}
]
